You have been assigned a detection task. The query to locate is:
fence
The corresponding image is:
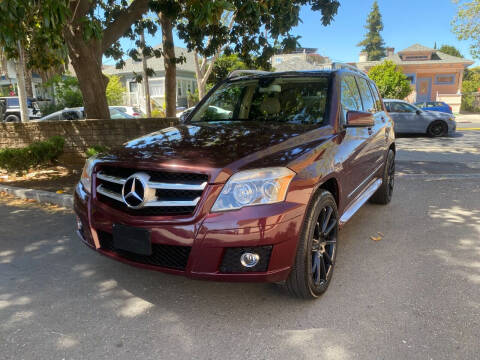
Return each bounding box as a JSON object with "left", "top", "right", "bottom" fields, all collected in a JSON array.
[{"left": 0, "top": 117, "right": 179, "bottom": 166}]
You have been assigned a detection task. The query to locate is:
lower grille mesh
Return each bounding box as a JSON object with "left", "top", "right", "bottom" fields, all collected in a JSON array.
[{"left": 98, "top": 231, "right": 191, "bottom": 270}]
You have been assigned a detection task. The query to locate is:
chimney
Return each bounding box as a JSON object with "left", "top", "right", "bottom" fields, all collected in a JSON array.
[
  {"left": 386, "top": 47, "right": 395, "bottom": 57},
  {"left": 359, "top": 51, "right": 368, "bottom": 62}
]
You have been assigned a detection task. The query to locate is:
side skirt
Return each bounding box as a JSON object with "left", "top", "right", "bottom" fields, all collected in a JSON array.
[{"left": 339, "top": 178, "right": 382, "bottom": 226}]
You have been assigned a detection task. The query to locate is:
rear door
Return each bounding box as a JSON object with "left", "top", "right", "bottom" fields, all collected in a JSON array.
[{"left": 387, "top": 102, "right": 416, "bottom": 133}]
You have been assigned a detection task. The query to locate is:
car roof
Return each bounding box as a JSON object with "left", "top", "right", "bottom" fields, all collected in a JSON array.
[{"left": 228, "top": 68, "right": 370, "bottom": 81}]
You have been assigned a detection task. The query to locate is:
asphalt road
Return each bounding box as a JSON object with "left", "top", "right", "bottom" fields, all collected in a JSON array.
[{"left": 1, "top": 132, "right": 480, "bottom": 360}]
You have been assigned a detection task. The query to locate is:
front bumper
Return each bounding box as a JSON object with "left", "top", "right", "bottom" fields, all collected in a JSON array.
[{"left": 74, "top": 182, "right": 306, "bottom": 282}]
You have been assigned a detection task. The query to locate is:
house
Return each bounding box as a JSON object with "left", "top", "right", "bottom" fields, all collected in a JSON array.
[
  {"left": 355, "top": 44, "right": 474, "bottom": 112},
  {"left": 0, "top": 59, "right": 45, "bottom": 98},
  {"left": 271, "top": 48, "right": 331, "bottom": 72},
  {"left": 103, "top": 46, "right": 197, "bottom": 111}
]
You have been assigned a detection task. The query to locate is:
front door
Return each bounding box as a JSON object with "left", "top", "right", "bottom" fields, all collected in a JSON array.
[{"left": 416, "top": 77, "right": 432, "bottom": 102}]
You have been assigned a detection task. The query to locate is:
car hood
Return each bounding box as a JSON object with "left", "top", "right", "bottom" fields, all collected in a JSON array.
[{"left": 98, "top": 122, "right": 334, "bottom": 182}]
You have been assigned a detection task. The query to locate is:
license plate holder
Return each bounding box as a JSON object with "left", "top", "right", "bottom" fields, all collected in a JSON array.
[{"left": 112, "top": 224, "right": 151, "bottom": 256}]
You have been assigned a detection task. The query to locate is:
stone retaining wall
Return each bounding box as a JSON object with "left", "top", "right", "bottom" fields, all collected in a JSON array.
[{"left": 0, "top": 118, "right": 179, "bottom": 165}]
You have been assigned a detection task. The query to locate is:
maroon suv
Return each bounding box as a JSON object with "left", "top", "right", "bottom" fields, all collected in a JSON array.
[{"left": 74, "top": 66, "right": 395, "bottom": 299}]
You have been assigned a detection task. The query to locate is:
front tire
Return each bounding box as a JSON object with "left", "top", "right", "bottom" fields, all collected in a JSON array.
[
  {"left": 370, "top": 149, "right": 395, "bottom": 205},
  {"left": 286, "top": 190, "right": 339, "bottom": 299},
  {"left": 427, "top": 121, "right": 447, "bottom": 137}
]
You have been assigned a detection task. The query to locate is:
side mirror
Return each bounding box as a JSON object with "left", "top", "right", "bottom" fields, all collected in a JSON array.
[
  {"left": 346, "top": 111, "right": 374, "bottom": 127},
  {"left": 416, "top": 110, "right": 421, "bottom": 115}
]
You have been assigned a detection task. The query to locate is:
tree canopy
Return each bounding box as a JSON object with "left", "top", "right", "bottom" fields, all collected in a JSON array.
[
  {"left": 368, "top": 60, "right": 411, "bottom": 100},
  {"left": 439, "top": 45, "right": 463, "bottom": 58},
  {"left": 358, "top": 1, "right": 386, "bottom": 61}
]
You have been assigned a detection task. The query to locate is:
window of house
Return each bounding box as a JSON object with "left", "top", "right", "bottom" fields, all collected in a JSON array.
[
  {"left": 435, "top": 74, "right": 455, "bottom": 85},
  {"left": 129, "top": 82, "right": 138, "bottom": 93},
  {"left": 405, "top": 74, "right": 416, "bottom": 85},
  {"left": 275, "top": 58, "right": 283, "bottom": 64},
  {"left": 177, "top": 80, "right": 182, "bottom": 96},
  {"left": 404, "top": 55, "right": 429, "bottom": 61}
]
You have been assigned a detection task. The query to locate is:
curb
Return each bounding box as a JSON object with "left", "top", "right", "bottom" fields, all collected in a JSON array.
[{"left": 0, "top": 184, "right": 73, "bottom": 208}]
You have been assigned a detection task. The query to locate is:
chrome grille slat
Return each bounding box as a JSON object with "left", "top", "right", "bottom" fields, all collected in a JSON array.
[
  {"left": 146, "top": 198, "right": 201, "bottom": 207},
  {"left": 97, "top": 184, "right": 124, "bottom": 202},
  {"left": 148, "top": 181, "right": 207, "bottom": 191},
  {"left": 97, "top": 172, "right": 126, "bottom": 185}
]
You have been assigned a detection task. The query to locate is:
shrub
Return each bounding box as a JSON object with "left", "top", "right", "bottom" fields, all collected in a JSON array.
[
  {"left": 106, "top": 75, "right": 126, "bottom": 106},
  {"left": 86, "top": 145, "right": 109, "bottom": 158},
  {"left": 368, "top": 60, "right": 412, "bottom": 99},
  {"left": 0, "top": 136, "right": 65, "bottom": 174}
]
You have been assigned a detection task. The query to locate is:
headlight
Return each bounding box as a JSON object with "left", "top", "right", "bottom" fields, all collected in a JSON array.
[
  {"left": 80, "top": 157, "right": 97, "bottom": 193},
  {"left": 211, "top": 167, "right": 295, "bottom": 212}
]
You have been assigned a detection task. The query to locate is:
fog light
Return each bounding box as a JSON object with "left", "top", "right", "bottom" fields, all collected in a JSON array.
[{"left": 240, "top": 252, "right": 260, "bottom": 268}]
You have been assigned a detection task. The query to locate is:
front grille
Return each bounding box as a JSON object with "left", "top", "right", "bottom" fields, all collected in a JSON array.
[
  {"left": 95, "top": 165, "right": 208, "bottom": 216},
  {"left": 98, "top": 231, "right": 191, "bottom": 270},
  {"left": 220, "top": 246, "right": 273, "bottom": 273}
]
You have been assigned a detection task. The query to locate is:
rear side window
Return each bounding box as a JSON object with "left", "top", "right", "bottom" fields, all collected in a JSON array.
[
  {"left": 357, "top": 77, "right": 376, "bottom": 113},
  {"left": 368, "top": 82, "right": 383, "bottom": 112},
  {"left": 341, "top": 75, "right": 363, "bottom": 119}
]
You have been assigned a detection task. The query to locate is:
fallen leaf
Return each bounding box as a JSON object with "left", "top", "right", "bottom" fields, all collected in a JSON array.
[
  {"left": 56, "top": 190, "right": 64, "bottom": 194},
  {"left": 370, "top": 236, "right": 382, "bottom": 241},
  {"left": 377, "top": 232, "right": 385, "bottom": 237}
]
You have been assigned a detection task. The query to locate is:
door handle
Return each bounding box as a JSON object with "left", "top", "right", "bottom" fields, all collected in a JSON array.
[{"left": 368, "top": 128, "right": 373, "bottom": 136}]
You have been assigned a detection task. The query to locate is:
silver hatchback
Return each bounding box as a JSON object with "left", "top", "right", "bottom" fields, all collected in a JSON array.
[{"left": 383, "top": 99, "right": 456, "bottom": 137}]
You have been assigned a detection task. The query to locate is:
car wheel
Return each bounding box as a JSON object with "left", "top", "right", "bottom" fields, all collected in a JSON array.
[
  {"left": 5, "top": 114, "right": 20, "bottom": 122},
  {"left": 427, "top": 121, "right": 448, "bottom": 137},
  {"left": 286, "top": 190, "right": 338, "bottom": 299},
  {"left": 370, "top": 149, "right": 395, "bottom": 205}
]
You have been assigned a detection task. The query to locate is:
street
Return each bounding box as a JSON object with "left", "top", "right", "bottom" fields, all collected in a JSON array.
[{"left": 1, "top": 132, "right": 480, "bottom": 360}]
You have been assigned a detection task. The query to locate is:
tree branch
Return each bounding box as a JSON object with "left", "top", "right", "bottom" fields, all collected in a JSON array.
[{"left": 102, "top": 0, "right": 150, "bottom": 53}]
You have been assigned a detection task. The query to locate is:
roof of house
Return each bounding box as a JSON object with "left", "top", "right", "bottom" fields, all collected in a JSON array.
[
  {"left": 398, "top": 43, "right": 435, "bottom": 53},
  {"left": 356, "top": 44, "right": 474, "bottom": 70},
  {"left": 103, "top": 46, "right": 197, "bottom": 77}
]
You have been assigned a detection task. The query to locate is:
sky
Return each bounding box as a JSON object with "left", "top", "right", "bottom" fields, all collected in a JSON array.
[{"left": 104, "top": 0, "right": 478, "bottom": 66}]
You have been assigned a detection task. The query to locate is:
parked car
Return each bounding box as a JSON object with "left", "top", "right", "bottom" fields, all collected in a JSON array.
[
  {"left": 74, "top": 65, "right": 395, "bottom": 299},
  {"left": 37, "top": 107, "right": 135, "bottom": 121},
  {"left": 0, "top": 96, "right": 42, "bottom": 122},
  {"left": 109, "top": 106, "right": 144, "bottom": 118},
  {"left": 414, "top": 101, "right": 453, "bottom": 114},
  {"left": 384, "top": 99, "right": 456, "bottom": 137}
]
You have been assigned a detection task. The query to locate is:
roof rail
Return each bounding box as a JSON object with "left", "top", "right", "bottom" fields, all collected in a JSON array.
[
  {"left": 331, "top": 62, "right": 365, "bottom": 75},
  {"left": 227, "top": 69, "right": 271, "bottom": 79}
]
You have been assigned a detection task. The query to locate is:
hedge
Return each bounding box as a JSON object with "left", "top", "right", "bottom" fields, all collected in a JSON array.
[{"left": 0, "top": 136, "right": 65, "bottom": 173}]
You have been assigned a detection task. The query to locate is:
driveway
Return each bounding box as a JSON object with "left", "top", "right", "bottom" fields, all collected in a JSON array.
[{"left": 0, "top": 132, "right": 479, "bottom": 360}]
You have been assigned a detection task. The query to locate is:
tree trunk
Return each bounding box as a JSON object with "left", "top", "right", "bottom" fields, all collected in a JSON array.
[
  {"left": 159, "top": 12, "right": 176, "bottom": 118},
  {"left": 66, "top": 37, "right": 110, "bottom": 119},
  {"left": 15, "top": 41, "right": 29, "bottom": 122},
  {"left": 140, "top": 31, "right": 151, "bottom": 117}
]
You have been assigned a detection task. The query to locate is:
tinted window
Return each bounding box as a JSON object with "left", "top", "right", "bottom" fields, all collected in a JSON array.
[
  {"left": 341, "top": 75, "right": 363, "bottom": 119},
  {"left": 357, "top": 77, "right": 376, "bottom": 113},
  {"left": 368, "top": 82, "right": 383, "bottom": 112},
  {"left": 191, "top": 77, "right": 330, "bottom": 126},
  {"left": 384, "top": 102, "right": 392, "bottom": 112}
]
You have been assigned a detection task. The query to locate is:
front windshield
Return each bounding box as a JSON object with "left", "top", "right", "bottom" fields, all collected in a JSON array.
[{"left": 190, "top": 76, "right": 330, "bottom": 125}]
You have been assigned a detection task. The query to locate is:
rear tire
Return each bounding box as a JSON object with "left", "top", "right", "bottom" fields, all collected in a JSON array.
[
  {"left": 427, "top": 121, "right": 447, "bottom": 137},
  {"left": 5, "top": 114, "right": 20, "bottom": 122},
  {"left": 286, "top": 190, "right": 339, "bottom": 299},
  {"left": 370, "top": 150, "right": 395, "bottom": 205}
]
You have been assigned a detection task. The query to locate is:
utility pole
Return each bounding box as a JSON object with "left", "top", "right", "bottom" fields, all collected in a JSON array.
[
  {"left": 140, "top": 31, "right": 151, "bottom": 117},
  {"left": 16, "top": 41, "right": 29, "bottom": 122}
]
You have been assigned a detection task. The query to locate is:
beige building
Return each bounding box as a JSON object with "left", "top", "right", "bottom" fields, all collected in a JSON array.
[{"left": 355, "top": 44, "right": 474, "bottom": 113}]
